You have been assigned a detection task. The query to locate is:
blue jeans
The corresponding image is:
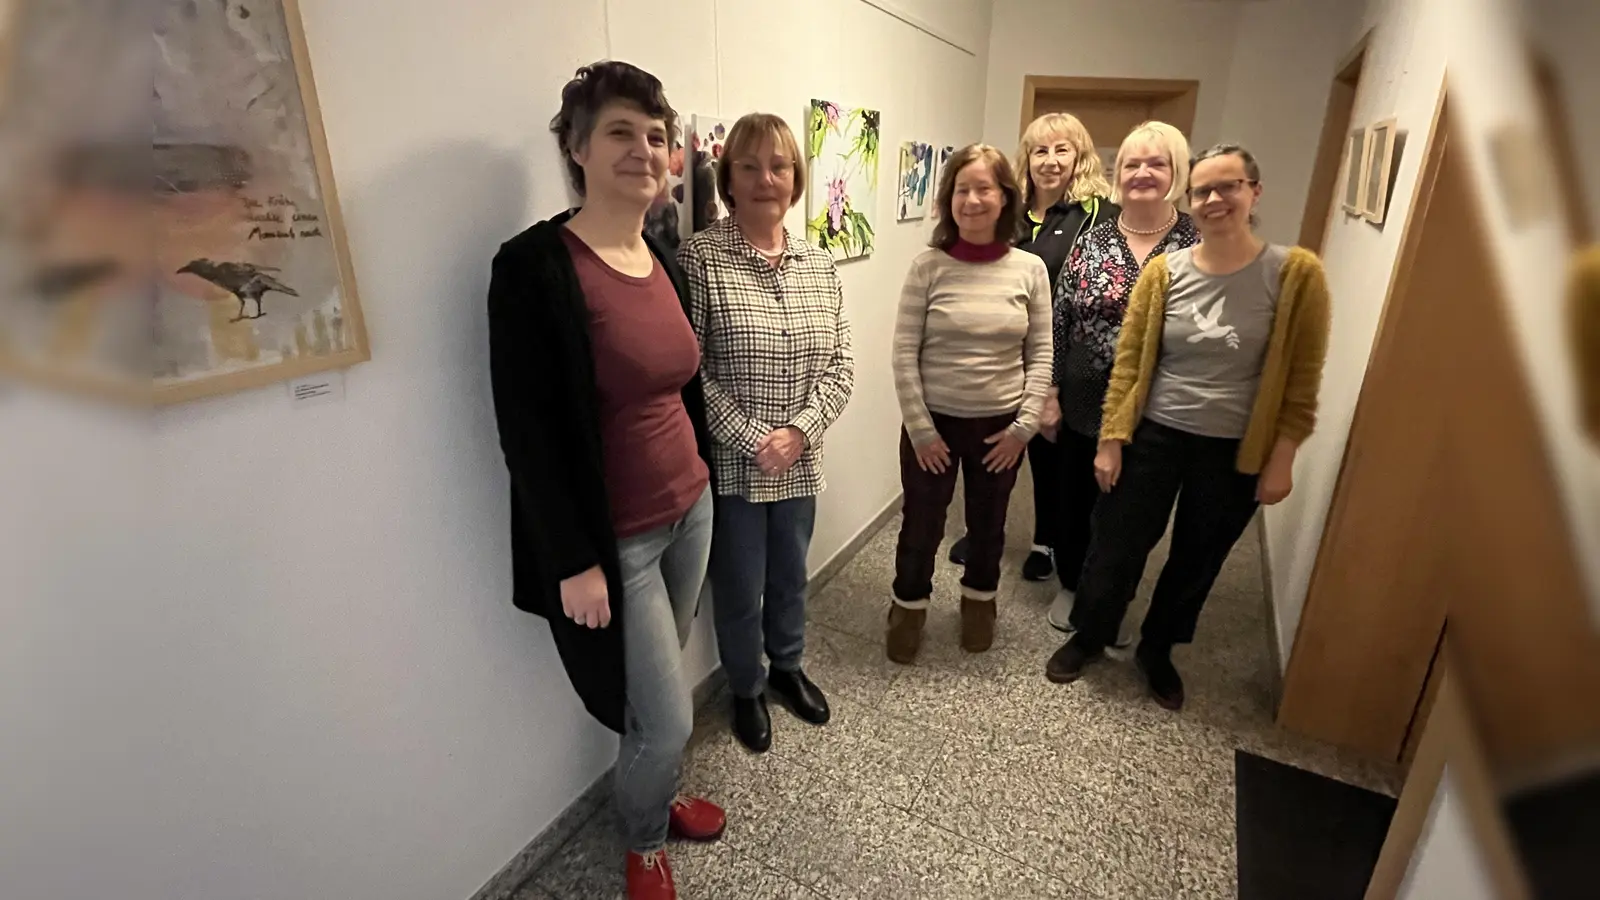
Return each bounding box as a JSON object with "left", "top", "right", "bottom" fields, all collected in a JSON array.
[
  {"left": 708, "top": 493, "right": 817, "bottom": 699},
  {"left": 614, "top": 485, "right": 713, "bottom": 854}
]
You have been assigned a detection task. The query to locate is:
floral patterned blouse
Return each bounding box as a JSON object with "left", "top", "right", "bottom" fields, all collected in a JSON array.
[{"left": 1053, "top": 212, "right": 1200, "bottom": 438}]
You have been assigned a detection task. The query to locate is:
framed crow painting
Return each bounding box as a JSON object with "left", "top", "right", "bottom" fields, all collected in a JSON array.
[
  {"left": 153, "top": 0, "right": 369, "bottom": 404},
  {"left": 0, "top": 0, "right": 368, "bottom": 405}
]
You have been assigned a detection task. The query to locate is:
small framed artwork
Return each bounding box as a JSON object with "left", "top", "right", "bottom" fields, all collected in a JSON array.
[
  {"left": 1342, "top": 126, "right": 1368, "bottom": 215},
  {"left": 1362, "top": 117, "right": 1399, "bottom": 224}
]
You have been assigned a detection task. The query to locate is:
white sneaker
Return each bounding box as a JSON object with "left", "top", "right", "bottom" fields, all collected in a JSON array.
[{"left": 1047, "top": 589, "right": 1075, "bottom": 633}]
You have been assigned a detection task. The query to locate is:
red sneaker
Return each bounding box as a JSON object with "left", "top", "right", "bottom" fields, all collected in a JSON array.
[
  {"left": 667, "top": 794, "right": 726, "bottom": 841},
  {"left": 626, "top": 850, "right": 675, "bottom": 900}
]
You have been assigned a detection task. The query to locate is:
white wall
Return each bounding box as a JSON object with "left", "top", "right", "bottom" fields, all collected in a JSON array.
[
  {"left": 982, "top": 0, "right": 1246, "bottom": 162},
  {"left": 1215, "top": 0, "right": 1363, "bottom": 246},
  {"left": 0, "top": 2, "right": 993, "bottom": 899},
  {"left": 1261, "top": 0, "right": 1450, "bottom": 662},
  {"left": 1398, "top": 771, "right": 1497, "bottom": 900}
]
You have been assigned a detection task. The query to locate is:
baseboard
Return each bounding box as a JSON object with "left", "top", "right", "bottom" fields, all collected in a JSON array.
[
  {"left": 808, "top": 491, "right": 903, "bottom": 595},
  {"left": 468, "top": 669, "right": 728, "bottom": 900},
  {"left": 469, "top": 493, "right": 902, "bottom": 900}
]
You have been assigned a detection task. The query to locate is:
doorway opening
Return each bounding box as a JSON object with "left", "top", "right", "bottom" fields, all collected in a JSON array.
[
  {"left": 1298, "top": 32, "right": 1371, "bottom": 254},
  {"left": 1018, "top": 76, "right": 1200, "bottom": 178}
]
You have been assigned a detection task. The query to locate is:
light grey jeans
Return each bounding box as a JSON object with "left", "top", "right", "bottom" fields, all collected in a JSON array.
[{"left": 614, "top": 485, "right": 713, "bottom": 854}]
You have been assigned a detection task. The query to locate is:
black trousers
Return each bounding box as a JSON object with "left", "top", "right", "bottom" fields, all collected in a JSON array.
[
  {"left": 1053, "top": 428, "right": 1101, "bottom": 592},
  {"left": 1025, "top": 434, "right": 1061, "bottom": 549},
  {"left": 1068, "top": 419, "right": 1261, "bottom": 652}
]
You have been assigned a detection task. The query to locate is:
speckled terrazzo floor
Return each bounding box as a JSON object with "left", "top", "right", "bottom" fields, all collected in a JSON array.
[{"left": 520, "top": 469, "right": 1401, "bottom": 899}]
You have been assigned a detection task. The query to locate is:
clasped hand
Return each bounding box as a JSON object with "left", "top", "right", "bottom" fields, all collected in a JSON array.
[{"left": 755, "top": 426, "right": 804, "bottom": 477}]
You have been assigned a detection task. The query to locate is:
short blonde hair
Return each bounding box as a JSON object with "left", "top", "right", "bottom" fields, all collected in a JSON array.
[
  {"left": 1015, "top": 112, "right": 1111, "bottom": 206},
  {"left": 1110, "top": 121, "right": 1191, "bottom": 205},
  {"left": 716, "top": 113, "right": 806, "bottom": 211}
]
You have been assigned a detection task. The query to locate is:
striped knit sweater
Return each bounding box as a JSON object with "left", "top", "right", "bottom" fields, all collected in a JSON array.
[{"left": 892, "top": 247, "right": 1054, "bottom": 446}]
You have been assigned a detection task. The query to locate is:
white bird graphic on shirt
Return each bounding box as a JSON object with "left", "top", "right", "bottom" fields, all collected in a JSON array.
[{"left": 1185, "top": 299, "right": 1241, "bottom": 349}]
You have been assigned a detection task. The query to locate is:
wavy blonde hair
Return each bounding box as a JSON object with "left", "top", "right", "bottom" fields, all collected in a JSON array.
[
  {"left": 1110, "top": 120, "right": 1191, "bottom": 205},
  {"left": 1015, "top": 112, "right": 1110, "bottom": 207}
]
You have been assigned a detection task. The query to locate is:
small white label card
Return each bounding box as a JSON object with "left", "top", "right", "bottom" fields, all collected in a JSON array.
[{"left": 288, "top": 370, "right": 345, "bottom": 407}]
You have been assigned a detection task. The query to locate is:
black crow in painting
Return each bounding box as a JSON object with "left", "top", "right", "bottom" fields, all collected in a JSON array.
[{"left": 175, "top": 258, "right": 299, "bottom": 322}]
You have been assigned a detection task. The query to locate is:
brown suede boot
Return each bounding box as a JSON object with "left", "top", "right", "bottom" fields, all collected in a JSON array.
[
  {"left": 885, "top": 604, "right": 927, "bottom": 664},
  {"left": 960, "top": 597, "right": 996, "bottom": 653}
]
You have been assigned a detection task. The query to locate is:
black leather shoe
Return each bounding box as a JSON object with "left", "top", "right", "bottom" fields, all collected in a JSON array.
[
  {"left": 1135, "top": 643, "right": 1185, "bottom": 711},
  {"left": 768, "top": 668, "right": 830, "bottom": 725},
  {"left": 1021, "top": 549, "right": 1054, "bottom": 582},
  {"left": 1044, "top": 635, "right": 1103, "bottom": 684},
  {"left": 732, "top": 695, "right": 772, "bottom": 752},
  {"left": 948, "top": 535, "right": 970, "bottom": 565}
]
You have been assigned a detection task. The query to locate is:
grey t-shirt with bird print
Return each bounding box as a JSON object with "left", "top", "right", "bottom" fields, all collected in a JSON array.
[{"left": 1144, "top": 244, "right": 1289, "bottom": 439}]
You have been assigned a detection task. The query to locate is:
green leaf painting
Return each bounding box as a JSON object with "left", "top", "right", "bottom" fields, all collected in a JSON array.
[{"left": 805, "top": 99, "right": 880, "bottom": 262}]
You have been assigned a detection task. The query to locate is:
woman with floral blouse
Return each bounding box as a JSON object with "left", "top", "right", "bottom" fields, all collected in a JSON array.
[
  {"left": 678, "top": 113, "right": 855, "bottom": 755},
  {"left": 1050, "top": 120, "right": 1199, "bottom": 634}
]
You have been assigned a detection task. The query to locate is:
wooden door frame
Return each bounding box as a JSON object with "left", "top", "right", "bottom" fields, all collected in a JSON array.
[
  {"left": 1018, "top": 75, "right": 1200, "bottom": 139},
  {"left": 1363, "top": 653, "right": 1534, "bottom": 900},
  {"left": 1277, "top": 88, "right": 1451, "bottom": 758},
  {"left": 1297, "top": 29, "right": 1373, "bottom": 253}
]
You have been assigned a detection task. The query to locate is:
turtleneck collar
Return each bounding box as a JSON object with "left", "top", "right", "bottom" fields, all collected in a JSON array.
[{"left": 948, "top": 237, "right": 1009, "bottom": 263}]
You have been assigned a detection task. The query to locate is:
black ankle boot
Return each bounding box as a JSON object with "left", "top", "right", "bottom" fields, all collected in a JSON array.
[
  {"left": 732, "top": 694, "right": 772, "bottom": 752},
  {"left": 1135, "top": 643, "right": 1184, "bottom": 711},
  {"left": 768, "top": 668, "right": 830, "bottom": 725}
]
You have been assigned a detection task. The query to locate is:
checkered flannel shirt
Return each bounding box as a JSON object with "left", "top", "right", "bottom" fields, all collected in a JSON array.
[{"left": 678, "top": 218, "right": 855, "bottom": 503}]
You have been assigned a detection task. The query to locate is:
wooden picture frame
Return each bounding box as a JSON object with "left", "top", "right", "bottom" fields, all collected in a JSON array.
[
  {"left": 1342, "top": 125, "right": 1369, "bottom": 215},
  {"left": 1363, "top": 116, "right": 1399, "bottom": 224},
  {"left": 151, "top": 0, "right": 368, "bottom": 405}
]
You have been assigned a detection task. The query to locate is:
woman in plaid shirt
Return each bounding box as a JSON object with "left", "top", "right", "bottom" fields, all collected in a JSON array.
[{"left": 677, "top": 113, "right": 855, "bottom": 754}]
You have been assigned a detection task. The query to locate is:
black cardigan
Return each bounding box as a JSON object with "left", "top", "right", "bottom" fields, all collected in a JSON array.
[{"left": 486, "top": 209, "right": 714, "bottom": 735}]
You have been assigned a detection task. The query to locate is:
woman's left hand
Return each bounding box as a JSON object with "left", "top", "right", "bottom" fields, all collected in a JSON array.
[
  {"left": 1256, "top": 455, "right": 1294, "bottom": 505},
  {"left": 981, "top": 429, "right": 1027, "bottom": 473},
  {"left": 756, "top": 426, "right": 806, "bottom": 477}
]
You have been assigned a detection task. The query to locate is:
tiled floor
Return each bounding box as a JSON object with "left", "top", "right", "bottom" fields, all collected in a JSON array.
[{"left": 522, "top": 472, "right": 1400, "bottom": 899}]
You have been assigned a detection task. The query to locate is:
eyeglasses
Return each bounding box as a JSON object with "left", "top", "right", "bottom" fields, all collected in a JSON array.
[
  {"left": 1188, "top": 179, "right": 1256, "bottom": 204},
  {"left": 732, "top": 160, "right": 795, "bottom": 179}
]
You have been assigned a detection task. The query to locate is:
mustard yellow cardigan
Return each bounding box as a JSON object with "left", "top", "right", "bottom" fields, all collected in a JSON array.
[
  {"left": 1100, "top": 246, "right": 1333, "bottom": 474},
  {"left": 1572, "top": 245, "right": 1600, "bottom": 444}
]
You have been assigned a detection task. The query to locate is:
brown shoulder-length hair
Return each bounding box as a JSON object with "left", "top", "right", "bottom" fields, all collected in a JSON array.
[
  {"left": 716, "top": 113, "right": 806, "bottom": 212},
  {"left": 930, "top": 143, "right": 1023, "bottom": 251}
]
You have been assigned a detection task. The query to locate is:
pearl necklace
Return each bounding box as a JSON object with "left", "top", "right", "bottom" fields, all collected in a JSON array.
[{"left": 1117, "top": 207, "right": 1178, "bottom": 236}]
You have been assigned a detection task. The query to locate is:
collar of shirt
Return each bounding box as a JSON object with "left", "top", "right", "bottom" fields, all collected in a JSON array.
[{"left": 717, "top": 217, "right": 804, "bottom": 264}]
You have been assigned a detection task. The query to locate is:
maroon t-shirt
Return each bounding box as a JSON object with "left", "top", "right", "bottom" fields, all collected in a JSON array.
[{"left": 561, "top": 228, "right": 709, "bottom": 538}]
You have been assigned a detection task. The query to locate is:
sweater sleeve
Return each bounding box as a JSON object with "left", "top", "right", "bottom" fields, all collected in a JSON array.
[
  {"left": 1009, "top": 257, "right": 1054, "bottom": 442},
  {"left": 892, "top": 255, "right": 938, "bottom": 445},
  {"left": 1276, "top": 252, "right": 1333, "bottom": 444},
  {"left": 487, "top": 247, "right": 598, "bottom": 581},
  {"left": 677, "top": 239, "right": 774, "bottom": 456},
  {"left": 1100, "top": 256, "right": 1168, "bottom": 444}
]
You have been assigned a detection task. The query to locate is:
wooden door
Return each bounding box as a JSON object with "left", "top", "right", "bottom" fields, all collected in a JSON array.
[{"left": 1019, "top": 76, "right": 1199, "bottom": 153}]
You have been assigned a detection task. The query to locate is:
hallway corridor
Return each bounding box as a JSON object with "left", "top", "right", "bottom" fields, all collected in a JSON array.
[{"left": 518, "top": 473, "right": 1400, "bottom": 899}]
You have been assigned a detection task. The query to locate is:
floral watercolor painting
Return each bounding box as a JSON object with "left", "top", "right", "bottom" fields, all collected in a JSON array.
[
  {"left": 689, "top": 115, "right": 735, "bottom": 234},
  {"left": 896, "top": 141, "right": 934, "bottom": 221},
  {"left": 805, "top": 99, "right": 880, "bottom": 262},
  {"left": 643, "top": 134, "right": 687, "bottom": 250}
]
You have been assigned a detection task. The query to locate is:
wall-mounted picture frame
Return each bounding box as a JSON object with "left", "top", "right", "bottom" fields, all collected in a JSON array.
[
  {"left": 1341, "top": 126, "right": 1368, "bottom": 215},
  {"left": 1362, "top": 117, "right": 1399, "bottom": 224}
]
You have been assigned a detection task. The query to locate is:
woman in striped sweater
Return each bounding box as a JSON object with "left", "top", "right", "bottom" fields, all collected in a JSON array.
[{"left": 886, "top": 144, "right": 1054, "bottom": 664}]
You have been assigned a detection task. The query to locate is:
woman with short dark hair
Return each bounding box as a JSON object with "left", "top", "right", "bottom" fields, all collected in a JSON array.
[
  {"left": 886, "top": 143, "right": 1053, "bottom": 664},
  {"left": 487, "top": 61, "right": 725, "bottom": 900}
]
